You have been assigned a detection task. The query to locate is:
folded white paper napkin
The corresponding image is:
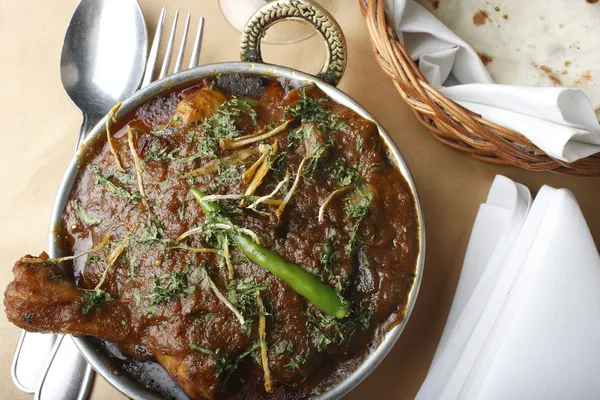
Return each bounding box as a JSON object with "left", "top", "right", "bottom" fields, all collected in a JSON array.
[
  {"left": 416, "top": 175, "right": 600, "bottom": 399},
  {"left": 384, "top": 0, "right": 600, "bottom": 162}
]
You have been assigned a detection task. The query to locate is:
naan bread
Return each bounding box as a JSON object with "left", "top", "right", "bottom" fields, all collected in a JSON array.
[{"left": 418, "top": 0, "right": 600, "bottom": 116}]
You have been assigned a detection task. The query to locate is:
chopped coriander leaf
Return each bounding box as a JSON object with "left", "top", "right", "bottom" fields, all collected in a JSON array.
[
  {"left": 197, "top": 136, "right": 218, "bottom": 159},
  {"left": 143, "top": 143, "right": 178, "bottom": 163},
  {"left": 80, "top": 288, "right": 113, "bottom": 315},
  {"left": 356, "top": 303, "right": 374, "bottom": 331},
  {"left": 72, "top": 200, "right": 102, "bottom": 226},
  {"left": 319, "top": 231, "right": 347, "bottom": 293},
  {"left": 228, "top": 277, "right": 267, "bottom": 314},
  {"left": 87, "top": 255, "right": 103, "bottom": 263},
  {"left": 259, "top": 145, "right": 282, "bottom": 170},
  {"left": 303, "top": 145, "right": 327, "bottom": 183},
  {"left": 286, "top": 126, "right": 304, "bottom": 151},
  {"left": 250, "top": 348, "right": 262, "bottom": 366},
  {"left": 205, "top": 312, "right": 215, "bottom": 322},
  {"left": 328, "top": 158, "right": 362, "bottom": 188},
  {"left": 195, "top": 222, "right": 226, "bottom": 249},
  {"left": 319, "top": 236, "right": 338, "bottom": 270},
  {"left": 305, "top": 309, "right": 352, "bottom": 352},
  {"left": 273, "top": 339, "right": 294, "bottom": 356},
  {"left": 200, "top": 99, "right": 258, "bottom": 159},
  {"left": 308, "top": 322, "right": 332, "bottom": 351},
  {"left": 265, "top": 146, "right": 284, "bottom": 171},
  {"left": 267, "top": 150, "right": 289, "bottom": 174},
  {"left": 344, "top": 190, "right": 375, "bottom": 255},
  {"left": 168, "top": 144, "right": 226, "bottom": 164},
  {"left": 90, "top": 165, "right": 141, "bottom": 201},
  {"left": 121, "top": 320, "right": 128, "bottom": 326},
  {"left": 345, "top": 190, "right": 374, "bottom": 220},
  {"left": 158, "top": 179, "right": 169, "bottom": 192},
  {"left": 228, "top": 277, "right": 266, "bottom": 334},
  {"left": 187, "top": 129, "right": 198, "bottom": 140},
  {"left": 173, "top": 152, "right": 204, "bottom": 164},
  {"left": 115, "top": 169, "right": 133, "bottom": 184},
  {"left": 189, "top": 344, "right": 216, "bottom": 355},
  {"left": 137, "top": 215, "right": 164, "bottom": 245},
  {"left": 132, "top": 289, "right": 142, "bottom": 307},
  {"left": 147, "top": 268, "right": 196, "bottom": 306},
  {"left": 217, "top": 342, "right": 260, "bottom": 380},
  {"left": 285, "top": 354, "right": 307, "bottom": 370},
  {"left": 22, "top": 313, "right": 33, "bottom": 323},
  {"left": 285, "top": 87, "right": 347, "bottom": 135},
  {"left": 286, "top": 89, "right": 329, "bottom": 123},
  {"left": 356, "top": 133, "right": 365, "bottom": 152},
  {"left": 207, "top": 162, "right": 244, "bottom": 191},
  {"left": 330, "top": 272, "right": 349, "bottom": 295},
  {"left": 128, "top": 251, "right": 137, "bottom": 280}
]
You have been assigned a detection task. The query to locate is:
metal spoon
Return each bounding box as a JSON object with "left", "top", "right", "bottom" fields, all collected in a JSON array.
[
  {"left": 11, "top": 0, "right": 147, "bottom": 398},
  {"left": 60, "top": 0, "right": 148, "bottom": 148}
]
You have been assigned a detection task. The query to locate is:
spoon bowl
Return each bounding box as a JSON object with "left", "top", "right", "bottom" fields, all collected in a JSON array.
[{"left": 60, "top": 0, "right": 147, "bottom": 145}]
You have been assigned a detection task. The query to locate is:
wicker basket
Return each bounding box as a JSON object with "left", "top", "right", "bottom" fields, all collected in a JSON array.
[{"left": 359, "top": 0, "right": 600, "bottom": 176}]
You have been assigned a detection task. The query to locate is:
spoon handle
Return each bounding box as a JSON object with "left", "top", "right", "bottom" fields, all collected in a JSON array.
[
  {"left": 75, "top": 113, "right": 99, "bottom": 150},
  {"left": 34, "top": 335, "right": 94, "bottom": 400},
  {"left": 11, "top": 331, "right": 58, "bottom": 392}
]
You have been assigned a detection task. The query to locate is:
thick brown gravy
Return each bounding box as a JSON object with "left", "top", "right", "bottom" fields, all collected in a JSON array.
[{"left": 4, "top": 74, "right": 418, "bottom": 399}]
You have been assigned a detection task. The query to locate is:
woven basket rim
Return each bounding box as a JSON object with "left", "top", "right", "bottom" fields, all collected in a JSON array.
[{"left": 358, "top": 0, "right": 600, "bottom": 176}]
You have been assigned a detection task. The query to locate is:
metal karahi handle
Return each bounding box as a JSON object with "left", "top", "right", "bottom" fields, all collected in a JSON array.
[{"left": 240, "top": 0, "right": 347, "bottom": 87}]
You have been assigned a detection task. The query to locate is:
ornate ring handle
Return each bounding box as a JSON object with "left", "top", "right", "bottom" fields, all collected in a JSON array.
[{"left": 240, "top": 0, "right": 347, "bottom": 87}]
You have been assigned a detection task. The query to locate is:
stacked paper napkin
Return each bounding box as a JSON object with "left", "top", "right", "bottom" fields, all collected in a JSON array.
[
  {"left": 385, "top": 0, "right": 600, "bottom": 162},
  {"left": 416, "top": 175, "right": 600, "bottom": 399}
]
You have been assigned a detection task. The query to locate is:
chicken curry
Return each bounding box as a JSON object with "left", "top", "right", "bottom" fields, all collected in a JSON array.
[{"left": 4, "top": 74, "right": 418, "bottom": 399}]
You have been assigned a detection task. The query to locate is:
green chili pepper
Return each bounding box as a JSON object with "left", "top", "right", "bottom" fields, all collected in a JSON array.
[{"left": 191, "top": 189, "right": 349, "bottom": 319}]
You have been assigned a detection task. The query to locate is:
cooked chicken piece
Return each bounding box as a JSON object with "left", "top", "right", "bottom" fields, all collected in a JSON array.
[
  {"left": 4, "top": 254, "right": 218, "bottom": 400},
  {"left": 175, "top": 88, "right": 227, "bottom": 126},
  {"left": 157, "top": 354, "right": 217, "bottom": 400},
  {"left": 4, "top": 253, "right": 130, "bottom": 342}
]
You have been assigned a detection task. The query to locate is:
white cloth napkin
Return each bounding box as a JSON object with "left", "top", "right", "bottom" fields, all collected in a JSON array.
[
  {"left": 416, "top": 175, "right": 600, "bottom": 399},
  {"left": 385, "top": 0, "right": 600, "bottom": 162}
]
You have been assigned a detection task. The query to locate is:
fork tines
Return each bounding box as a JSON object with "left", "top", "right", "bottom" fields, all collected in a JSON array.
[{"left": 141, "top": 8, "right": 205, "bottom": 88}]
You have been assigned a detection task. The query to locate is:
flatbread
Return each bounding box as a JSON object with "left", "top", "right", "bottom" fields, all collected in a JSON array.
[{"left": 417, "top": 0, "right": 600, "bottom": 116}]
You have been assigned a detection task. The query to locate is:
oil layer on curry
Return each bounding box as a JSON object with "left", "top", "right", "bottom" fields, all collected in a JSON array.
[{"left": 4, "top": 74, "right": 418, "bottom": 399}]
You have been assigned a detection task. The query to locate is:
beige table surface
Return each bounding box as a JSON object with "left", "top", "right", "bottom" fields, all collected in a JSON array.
[{"left": 1, "top": 1, "right": 599, "bottom": 399}]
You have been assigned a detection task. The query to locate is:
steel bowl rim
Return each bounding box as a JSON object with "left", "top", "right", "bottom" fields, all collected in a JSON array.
[{"left": 48, "top": 61, "right": 426, "bottom": 400}]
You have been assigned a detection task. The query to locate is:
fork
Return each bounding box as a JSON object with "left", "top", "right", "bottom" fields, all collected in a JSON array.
[
  {"left": 32, "top": 9, "right": 206, "bottom": 400},
  {"left": 141, "top": 8, "right": 205, "bottom": 88}
]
